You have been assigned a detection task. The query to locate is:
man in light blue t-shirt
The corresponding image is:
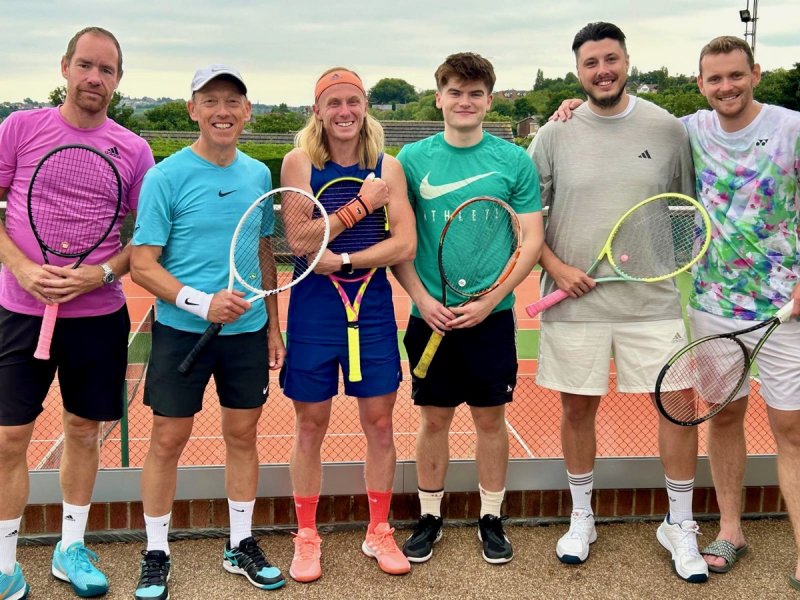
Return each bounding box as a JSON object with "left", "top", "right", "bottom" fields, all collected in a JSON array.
[{"left": 130, "top": 65, "right": 286, "bottom": 599}]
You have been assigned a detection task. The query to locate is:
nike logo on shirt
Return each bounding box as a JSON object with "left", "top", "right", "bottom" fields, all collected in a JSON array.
[
  {"left": 419, "top": 172, "right": 497, "bottom": 200},
  {"left": 184, "top": 299, "right": 199, "bottom": 306},
  {"left": 218, "top": 190, "right": 236, "bottom": 197}
]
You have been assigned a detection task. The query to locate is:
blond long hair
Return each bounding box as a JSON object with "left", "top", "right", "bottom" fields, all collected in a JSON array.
[{"left": 295, "top": 68, "right": 384, "bottom": 170}]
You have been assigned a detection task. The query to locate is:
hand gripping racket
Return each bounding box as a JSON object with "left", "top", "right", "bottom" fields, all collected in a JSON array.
[
  {"left": 317, "top": 174, "right": 388, "bottom": 382},
  {"left": 525, "top": 193, "right": 711, "bottom": 317},
  {"left": 655, "top": 300, "right": 795, "bottom": 426},
  {"left": 27, "top": 145, "right": 123, "bottom": 360},
  {"left": 413, "top": 197, "right": 522, "bottom": 379},
  {"left": 177, "top": 187, "right": 329, "bottom": 374}
]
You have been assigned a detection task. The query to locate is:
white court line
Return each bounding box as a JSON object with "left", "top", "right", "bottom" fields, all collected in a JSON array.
[
  {"left": 36, "top": 433, "right": 65, "bottom": 470},
  {"left": 506, "top": 419, "right": 535, "bottom": 458}
]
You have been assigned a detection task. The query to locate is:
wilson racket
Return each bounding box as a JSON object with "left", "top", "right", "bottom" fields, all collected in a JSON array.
[
  {"left": 525, "top": 193, "right": 711, "bottom": 317},
  {"left": 177, "top": 187, "right": 329, "bottom": 374},
  {"left": 27, "top": 144, "right": 123, "bottom": 360},
  {"left": 655, "top": 300, "right": 795, "bottom": 426},
  {"left": 413, "top": 197, "right": 522, "bottom": 379},
  {"left": 318, "top": 175, "right": 388, "bottom": 382}
]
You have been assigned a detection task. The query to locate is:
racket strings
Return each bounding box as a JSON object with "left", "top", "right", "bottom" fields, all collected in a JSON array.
[
  {"left": 658, "top": 337, "right": 749, "bottom": 422},
  {"left": 609, "top": 198, "right": 704, "bottom": 279},
  {"left": 29, "top": 148, "right": 121, "bottom": 255},
  {"left": 440, "top": 200, "right": 519, "bottom": 297},
  {"left": 318, "top": 181, "right": 387, "bottom": 258},
  {"left": 231, "top": 190, "right": 327, "bottom": 294}
]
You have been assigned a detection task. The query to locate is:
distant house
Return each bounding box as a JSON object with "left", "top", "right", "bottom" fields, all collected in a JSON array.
[
  {"left": 636, "top": 84, "right": 659, "bottom": 94},
  {"left": 497, "top": 89, "right": 527, "bottom": 100},
  {"left": 516, "top": 116, "right": 540, "bottom": 138},
  {"left": 371, "top": 104, "right": 393, "bottom": 111}
]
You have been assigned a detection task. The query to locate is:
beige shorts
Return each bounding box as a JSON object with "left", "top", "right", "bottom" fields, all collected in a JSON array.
[
  {"left": 689, "top": 307, "right": 800, "bottom": 411},
  {"left": 536, "top": 319, "right": 687, "bottom": 395}
]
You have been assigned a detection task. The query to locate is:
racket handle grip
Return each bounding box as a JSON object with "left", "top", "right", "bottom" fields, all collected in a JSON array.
[
  {"left": 178, "top": 322, "right": 223, "bottom": 375},
  {"left": 413, "top": 331, "right": 444, "bottom": 379},
  {"left": 34, "top": 303, "right": 59, "bottom": 360},
  {"left": 347, "top": 324, "right": 362, "bottom": 382},
  {"left": 525, "top": 289, "right": 570, "bottom": 317}
]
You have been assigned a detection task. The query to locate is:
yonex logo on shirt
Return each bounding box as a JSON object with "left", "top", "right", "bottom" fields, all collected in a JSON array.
[
  {"left": 105, "top": 146, "right": 121, "bottom": 159},
  {"left": 756, "top": 139, "right": 769, "bottom": 146},
  {"left": 637, "top": 150, "right": 652, "bottom": 159}
]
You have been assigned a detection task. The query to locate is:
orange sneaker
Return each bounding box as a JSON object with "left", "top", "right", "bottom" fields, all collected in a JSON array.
[
  {"left": 290, "top": 528, "right": 322, "bottom": 583},
  {"left": 361, "top": 523, "right": 411, "bottom": 575}
]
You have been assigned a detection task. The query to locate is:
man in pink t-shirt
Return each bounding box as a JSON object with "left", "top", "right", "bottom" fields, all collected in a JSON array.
[{"left": 0, "top": 26, "right": 153, "bottom": 599}]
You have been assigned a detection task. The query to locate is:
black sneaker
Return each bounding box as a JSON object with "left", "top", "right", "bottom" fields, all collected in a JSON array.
[
  {"left": 223, "top": 536, "right": 286, "bottom": 590},
  {"left": 402, "top": 514, "right": 443, "bottom": 563},
  {"left": 134, "top": 550, "right": 171, "bottom": 600},
  {"left": 478, "top": 515, "right": 513, "bottom": 564}
]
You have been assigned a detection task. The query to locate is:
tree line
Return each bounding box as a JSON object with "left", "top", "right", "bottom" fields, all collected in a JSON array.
[{"left": 42, "top": 63, "right": 800, "bottom": 135}]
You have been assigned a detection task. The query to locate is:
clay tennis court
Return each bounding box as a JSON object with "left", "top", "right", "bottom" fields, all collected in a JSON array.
[{"left": 28, "top": 272, "right": 777, "bottom": 470}]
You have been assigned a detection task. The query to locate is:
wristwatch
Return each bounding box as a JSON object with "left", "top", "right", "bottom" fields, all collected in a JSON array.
[
  {"left": 100, "top": 263, "right": 116, "bottom": 285},
  {"left": 340, "top": 252, "right": 353, "bottom": 274}
]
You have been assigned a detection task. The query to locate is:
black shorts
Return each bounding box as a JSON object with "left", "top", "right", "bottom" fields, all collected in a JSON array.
[
  {"left": 144, "top": 322, "right": 269, "bottom": 418},
  {"left": 0, "top": 305, "right": 130, "bottom": 426},
  {"left": 404, "top": 309, "right": 518, "bottom": 408}
]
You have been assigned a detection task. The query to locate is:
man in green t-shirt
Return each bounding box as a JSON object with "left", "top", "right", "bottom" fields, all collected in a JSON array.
[{"left": 393, "top": 52, "right": 544, "bottom": 565}]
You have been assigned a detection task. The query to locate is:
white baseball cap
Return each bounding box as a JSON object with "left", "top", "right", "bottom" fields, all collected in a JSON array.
[{"left": 190, "top": 65, "right": 247, "bottom": 94}]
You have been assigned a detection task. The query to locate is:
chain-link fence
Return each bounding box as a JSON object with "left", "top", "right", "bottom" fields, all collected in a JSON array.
[{"left": 28, "top": 305, "right": 775, "bottom": 470}]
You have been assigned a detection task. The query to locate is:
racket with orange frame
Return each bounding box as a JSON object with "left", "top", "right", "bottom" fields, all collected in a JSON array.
[{"left": 413, "top": 197, "right": 522, "bottom": 379}]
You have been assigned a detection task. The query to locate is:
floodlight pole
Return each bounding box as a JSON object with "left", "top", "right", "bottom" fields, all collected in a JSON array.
[{"left": 741, "top": 0, "right": 759, "bottom": 56}]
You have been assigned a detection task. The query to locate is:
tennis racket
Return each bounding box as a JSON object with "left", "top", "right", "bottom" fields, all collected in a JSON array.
[
  {"left": 413, "top": 197, "right": 522, "bottom": 379},
  {"left": 655, "top": 300, "right": 795, "bottom": 426},
  {"left": 27, "top": 144, "right": 123, "bottom": 360},
  {"left": 177, "top": 187, "right": 330, "bottom": 374},
  {"left": 317, "top": 175, "right": 389, "bottom": 382},
  {"left": 525, "top": 193, "right": 711, "bottom": 317}
]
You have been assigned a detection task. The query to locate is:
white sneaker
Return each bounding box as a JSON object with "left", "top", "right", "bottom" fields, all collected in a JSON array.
[
  {"left": 656, "top": 516, "right": 709, "bottom": 583},
  {"left": 556, "top": 509, "right": 597, "bottom": 564}
]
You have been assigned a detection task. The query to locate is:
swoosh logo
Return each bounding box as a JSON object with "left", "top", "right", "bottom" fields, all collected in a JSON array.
[
  {"left": 184, "top": 299, "right": 199, "bottom": 306},
  {"left": 419, "top": 172, "right": 497, "bottom": 200},
  {"left": 218, "top": 190, "right": 236, "bottom": 197}
]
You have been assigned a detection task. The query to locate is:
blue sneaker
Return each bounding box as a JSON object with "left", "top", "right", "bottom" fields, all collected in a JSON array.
[
  {"left": 134, "top": 550, "right": 170, "bottom": 600},
  {"left": 51, "top": 541, "right": 109, "bottom": 597},
  {"left": 0, "top": 563, "right": 29, "bottom": 600},
  {"left": 223, "top": 536, "right": 285, "bottom": 590}
]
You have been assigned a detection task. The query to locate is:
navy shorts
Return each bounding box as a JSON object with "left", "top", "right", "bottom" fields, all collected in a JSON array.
[
  {"left": 0, "top": 305, "right": 130, "bottom": 426},
  {"left": 404, "top": 309, "right": 517, "bottom": 408},
  {"left": 144, "top": 322, "right": 269, "bottom": 418},
  {"left": 280, "top": 333, "right": 401, "bottom": 402}
]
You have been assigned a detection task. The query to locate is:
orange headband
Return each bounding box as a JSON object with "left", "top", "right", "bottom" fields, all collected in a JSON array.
[{"left": 314, "top": 69, "right": 366, "bottom": 102}]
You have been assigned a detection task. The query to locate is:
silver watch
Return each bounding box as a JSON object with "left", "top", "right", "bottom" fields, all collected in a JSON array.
[{"left": 100, "top": 263, "right": 115, "bottom": 285}]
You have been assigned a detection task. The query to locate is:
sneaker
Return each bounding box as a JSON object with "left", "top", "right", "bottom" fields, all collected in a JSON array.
[
  {"left": 0, "top": 563, "right": 28, "bottom": 600},
  {"left": 290, "top": 528, "right": 322, "bottom": 583},
  {"left": 134, "top": 550, "right": 170, "bottom": 600},
  {"left": 51, "top": 541, "right": 109, "bottom": 597},
  {"left": 362, "top": 523, "right": 411, "bottom": 575},
  {"left": 656, "top": 515, "right": 709, "bottom": 583},
  {"left": 223, "top": 536, "right": 285, "bottom": 590},
  {"left": 402, "top": 514, "right": 443, "bottom": 563},
  {"left": 556, "top": 509, "right": 597, "bottom": 564},
  {"left": 477, "top": 515, "right": 513, "bottom": 564}
]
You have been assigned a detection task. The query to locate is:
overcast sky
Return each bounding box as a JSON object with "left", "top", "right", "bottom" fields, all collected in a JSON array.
[{"left": 2, "top": 0, "right": 798, "bottom": 106}]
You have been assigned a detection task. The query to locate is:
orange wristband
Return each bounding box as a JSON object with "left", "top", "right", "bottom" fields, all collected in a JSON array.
[{"left": 335, "top": 194, "right": 372, "bottom": 228}]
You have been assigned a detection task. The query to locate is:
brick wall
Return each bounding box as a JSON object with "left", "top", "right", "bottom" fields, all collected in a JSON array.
[{"left": 20, "top": 486, "right": 786, "bottom": 536}]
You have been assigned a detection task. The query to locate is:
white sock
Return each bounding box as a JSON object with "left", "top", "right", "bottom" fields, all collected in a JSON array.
[
  {"left": 0, "top": 517, "right": 21, "bottom": 576},
  {"left": 418, "top": 488, "right": 444, "bottom": 518},
  {"left": 665, "top": 476, "right": 694, "bottom": 524},
  {"left": 228, "top": 499, "right": 255, "bottom": 549},
  {"left": 567, "top": 470, "right": 594, "bottom": 513},
  {"left": 61, "top": 502, "right": 90, "bottom": 548},
  {"left": 479, "top": 485, "right": 505, "bottom": 518},
  {"left": 145, "top": 513, "right": 171, "bottom": 555}
]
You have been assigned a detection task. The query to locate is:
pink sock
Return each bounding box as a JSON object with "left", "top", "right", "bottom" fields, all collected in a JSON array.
[
  {"left": 294, "top": 494, "right": 319, "bottom": 531},
  {"left": 367, "top": 489, "right": 393, "bottom": 532}
]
